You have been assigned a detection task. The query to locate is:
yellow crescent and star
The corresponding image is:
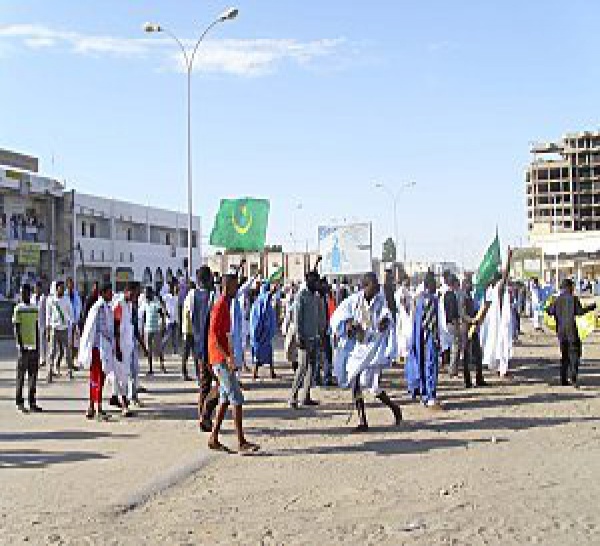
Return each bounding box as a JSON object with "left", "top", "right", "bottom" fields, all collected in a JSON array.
[{"left": 232, "top": 203, "right": 253, "bottom": 235}]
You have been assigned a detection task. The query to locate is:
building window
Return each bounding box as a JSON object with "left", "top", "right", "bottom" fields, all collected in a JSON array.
[
  {"left": 81, "top": 221, "right": 87, "bottom": 237},
  {"left": 90, "top": 223, "right": 96, "bottom": 238},
  {"left": 101, "top": 250, "right": 105, "bottom": 262},
  {"left": 120, "top": 252, "right": 124, "bottom": 262},
  {"left": 130, "top": 252, "right": 134, "bottom": 263},
  {"left": 127, "top": 228, "right": 132, "bottom": 241},
  {"left": 166, "top": 233, "right": 171, "bottom": 246},
  {"left": 90, "top": 249, "right": 95, "bottom": 261},
  {"left": 192, "top": 232, "right": 198, "bottom": 248}
]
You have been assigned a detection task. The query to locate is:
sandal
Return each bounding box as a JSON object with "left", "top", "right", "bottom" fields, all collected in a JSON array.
[
  {"left": 238, "top": 442, "right": 260, "bottom": 455},
  {"left": 208, "top": 441, "right": 233, "bottom": 454}
]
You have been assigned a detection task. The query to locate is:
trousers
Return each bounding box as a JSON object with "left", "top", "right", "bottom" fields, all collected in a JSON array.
[
  {"left": 560, "top": 339, "right": 581, "bottom": 385},
  {"left": 16, "top": 349, "right": 39, "bottom": 406},
  {"left": 290, "top": 339, "right": 318, "bottom": 403}
]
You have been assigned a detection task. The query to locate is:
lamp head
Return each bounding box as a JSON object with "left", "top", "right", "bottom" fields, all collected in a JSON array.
[
  {"left": 219, "top": 7, "right": 239, "bottom": 21},
  {"left": 144, "top": 22, "right": 162, "bottom": 33}
]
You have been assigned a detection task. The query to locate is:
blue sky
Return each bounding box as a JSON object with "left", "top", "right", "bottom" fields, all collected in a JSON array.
[{"left": 1, "top": 1, "right": 600, "bottom": 267}]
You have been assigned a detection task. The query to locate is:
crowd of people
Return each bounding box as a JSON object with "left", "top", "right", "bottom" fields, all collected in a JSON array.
[{"left": 10, "top": 250, "right": 597, "bottom": 453}]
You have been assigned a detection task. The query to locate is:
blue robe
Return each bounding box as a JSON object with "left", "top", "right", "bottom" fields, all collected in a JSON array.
[
  {"left": 250, "top": 283, "right": 276, "bottom": 366},
  {"left": 405, "top": 292, "right": 440, "bottom": 403}
]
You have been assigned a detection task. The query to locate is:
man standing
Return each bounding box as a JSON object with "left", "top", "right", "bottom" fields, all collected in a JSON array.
[
  {"left": 79, "top": 284, "right": 115, "bottom": 420},
  {"left": 249, "top": 282, "right": 277, "bottom": 380},
  {"left": 459, "top": 273, "right": 487, "bottom": 388},
  {"left": 66, "top": 277, "right": 82, "bottom": 364},
  {"left": 207, "top": 273, "right": 259, "bottom": 454},
  {"left": 443, "top": 275, "right": 461, "bottom": 378},
  {"left": 161, "top": 281, "right": 180, "bottom": 358},
  {"left": 141, "top": 286, "right": 165, "bottom": 375},
  {"left": 32, "top": 281, "right": 48, "bottom": 370},
  {"left": 405, "top": 271, "right": 442, "bottom": 409},
  {"left": 548, "top": 278, "right": 596, "bottom": 387},
  {"left": 46, "top": 280, "right": 74, "bottom": 381},
  {"left": 531, "top": 277, "right": 543, "bottom": 331},
  {"left": 289, "top": 271, "right": 322, "bottom": 408},
  {"left": 330, "top": 272, "right": 402, "bottom": 431},
  {"left": 13, "top": 284, "right": 42, "bottom": 413},
  {"left": 194, "top": 266, "right": 218, "bottom": 432},
  {"left": 181, "top": 281, "right": 196, "bottom": 380}
]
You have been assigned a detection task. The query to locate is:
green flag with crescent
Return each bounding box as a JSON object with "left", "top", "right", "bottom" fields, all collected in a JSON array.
[{"left": 209, "top": 198, "right": 270, "bottom": 251}]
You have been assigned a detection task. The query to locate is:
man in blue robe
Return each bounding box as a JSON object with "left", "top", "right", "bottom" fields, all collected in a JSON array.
[
  {"left": 250, "top": 282, "right": 277, "bottom": 379},
  {"left": 405, "top": 271, "right": 443, "bottom": 410}
]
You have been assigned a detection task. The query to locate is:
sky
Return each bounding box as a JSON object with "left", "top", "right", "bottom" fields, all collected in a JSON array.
[{"left": 1, "top": 0, "right": 600, "bottom": 267}]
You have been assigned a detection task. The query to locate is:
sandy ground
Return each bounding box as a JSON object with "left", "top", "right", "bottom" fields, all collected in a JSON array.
[{"left": 1, "top": 325, "right": 600, "bottom": 545}]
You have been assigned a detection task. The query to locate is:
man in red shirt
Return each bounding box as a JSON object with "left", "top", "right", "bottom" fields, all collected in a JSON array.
[{"left": 207, "top": 274, "right": 259, "bottom": 454}]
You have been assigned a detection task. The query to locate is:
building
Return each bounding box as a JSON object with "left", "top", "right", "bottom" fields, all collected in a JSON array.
[
  {"left": 0, "top": 163, "right": 63, "bottom": 297},
  {"left": 527, "top": 131, "right": 600, "bottom": 282},
  {"left": 59, "top": 192, "right": 201, "bottom": 292}
]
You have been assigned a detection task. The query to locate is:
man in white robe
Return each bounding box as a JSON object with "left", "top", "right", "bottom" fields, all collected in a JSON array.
[
  {"left": 331, "top": 272, "right": 402, "bottom": 432},
  {"left": 481, "top": 249, "right": 513, "bottom": 378},
  {"left": 530, "top": 278, "right": 543, "bottom": 331}
]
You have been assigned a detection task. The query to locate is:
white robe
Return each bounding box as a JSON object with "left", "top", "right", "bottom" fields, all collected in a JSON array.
[
  {"left": 531, "top": 286, "right": 542, "bottom": 329},
  {"left": 481, "top": 284, "right": 513, "bottom": 376},
  {"left": 110, "top": 297, "right": 133, "bottom": 397},
  {"left": 438, "top": 283, "right": 453, "bottom": 352},
  {"left": 78, "top": 299, "right": 128, "bottom": 396},
  {"left": 330, "top": 290, "right": 397, "bottom": 395},
  {"left": 394, "top": 288, "right": 413, "bottom": 359}
]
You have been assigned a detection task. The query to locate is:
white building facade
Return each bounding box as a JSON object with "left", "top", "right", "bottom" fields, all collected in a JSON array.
[{"left": 63, "top": 192, "right": 201, "bottom": 291}]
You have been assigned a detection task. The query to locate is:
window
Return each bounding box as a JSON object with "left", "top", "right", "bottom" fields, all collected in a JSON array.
[
  {"left": 536, "top": 169, "right": 549, "bottom": 180},
  {"left": 192, "top": 232, "right": 198, "bottom": 248},
  {"left": 120, "top": 252, "right": 124, "bottom": 262},
  {"left": 130, "top": 252, "right": 134, "bottom": 263},
  {"left": 90, "top": 249, "right": 95, "bottom": 261},
  {"left": 81, "top": 221, "right": 87, "bottom": 237},
  {"left": 550, "top": 168, "right": 561, "bottom": 180},
  {"left": 127, "top": 228, "right": 132, "bottom": 241},
  {"left": 90, "top": 223, "right": 96, "bottom": 238},
  {"left": 166, "top": 233, "right": 171, "bottom": 246},
  {"left": 101, "top": 250, "right": 105, "bottom": 262}
]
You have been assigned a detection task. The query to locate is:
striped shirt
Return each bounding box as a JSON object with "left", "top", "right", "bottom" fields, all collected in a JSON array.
[{"left": 142, "top": 301, "right": 162, "bottom": 334}]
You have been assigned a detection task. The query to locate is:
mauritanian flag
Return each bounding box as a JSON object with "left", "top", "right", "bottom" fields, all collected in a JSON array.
[
  {"left": 209, "top": 198, "right": 270, "bottom": 251},
  {"left": 475, "top": 232, "right": 501, "bottom": 295}
]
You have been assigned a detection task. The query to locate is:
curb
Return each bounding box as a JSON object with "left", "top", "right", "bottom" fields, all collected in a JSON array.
[{"left": 111, "top": 451, "right": 215, "bottom": 515}]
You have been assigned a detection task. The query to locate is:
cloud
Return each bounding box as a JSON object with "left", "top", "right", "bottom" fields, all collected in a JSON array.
[{"left": 0, "top": 23, "right": 347, "bottom": 76}]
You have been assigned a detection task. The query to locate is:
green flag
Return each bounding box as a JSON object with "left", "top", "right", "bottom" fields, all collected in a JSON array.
[
  {"left": 209, "top": 198, "right": 270, "bottom": 251},
  {"left": 476, "top": 233, "right": 501, "bottom": 295},
  {"left": 268, "top": 265, "right": 284, "bottom": 283}
]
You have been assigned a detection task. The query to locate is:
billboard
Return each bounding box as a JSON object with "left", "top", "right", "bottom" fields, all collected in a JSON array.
[{"left": 318, "top": 223, "right": 372, "bottom": 276}]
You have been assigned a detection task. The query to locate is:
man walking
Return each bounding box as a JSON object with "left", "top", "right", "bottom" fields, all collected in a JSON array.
[
  {"left": 460, "top": 273, "right": 487, "bottom": 388},
  {"left": 548, "top": 278, "right": 596, "bottom": 388},
  {"left": 141, "top": 286, "right": 165, "bottom": 375},
  {"left": 46, "top": 280, "right": 74, "bottom": 381},
  {"left": 13, "top": 284, "right": 42, "bottom": 413},
  {"left": 289, "top": 271, "right": 322, "bottom": 409},
  {"left": 161, "top": 281, "right": 180, "bottom": 357},
  {"left": 207, "top": 273, "right": 259, "bottom": 454}
]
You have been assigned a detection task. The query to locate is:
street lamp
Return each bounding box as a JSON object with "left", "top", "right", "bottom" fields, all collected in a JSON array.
[
  {"left": 375, "top": 181, "right": 416, "bottom": 263},
  {"left": 144, "top": 7, "right": 239, "bottom": 279}
]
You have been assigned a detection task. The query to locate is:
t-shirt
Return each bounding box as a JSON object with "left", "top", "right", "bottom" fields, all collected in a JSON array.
[
  {"left": 208, "top": 295, "right": 231, "bottom": 366},
  {"left": 444, "top": 290, "right": 459, "bottom": 323},
  {"left": 13, "top": 303, "right": 39, "bottom": 350},
  {"left": 143, "top": 301, "right": 162, "bottom": 334}
]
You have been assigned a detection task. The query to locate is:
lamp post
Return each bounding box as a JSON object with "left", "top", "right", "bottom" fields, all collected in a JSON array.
[
  {"left": 375, "top": 181, "right": 416, "bottom": 263},
  {"left": 144, "top": 7, "right": 238, "bottom": 279}
]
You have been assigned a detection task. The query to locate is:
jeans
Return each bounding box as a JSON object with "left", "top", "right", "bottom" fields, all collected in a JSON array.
[
  {"left": 50, "top": 328, "right": 72, "bottom": 374},
  {"left": 16, "top": 349, "right": 39, "bottom": 406},
  {"left": 161, "top": 322, "right": 179, "bottom": 355}
]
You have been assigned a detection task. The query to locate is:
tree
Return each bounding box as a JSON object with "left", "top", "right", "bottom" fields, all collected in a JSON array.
[{"left": 382, "top": 237, "right": 397, "bottom": 263}]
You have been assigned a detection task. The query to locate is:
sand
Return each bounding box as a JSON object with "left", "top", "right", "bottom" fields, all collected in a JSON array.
[{"left": 1, "top": 325, "right": 599, "bottom": 545}]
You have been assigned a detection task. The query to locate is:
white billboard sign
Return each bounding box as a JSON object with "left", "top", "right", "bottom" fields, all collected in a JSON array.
[{"left": 318, "top": 223, "right": 372, "bottom": 276}]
